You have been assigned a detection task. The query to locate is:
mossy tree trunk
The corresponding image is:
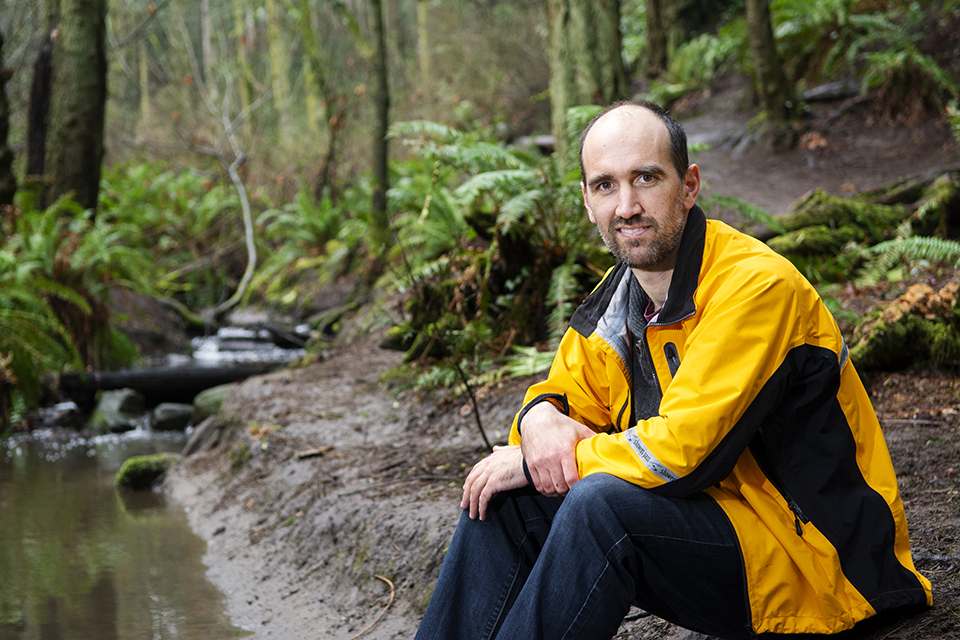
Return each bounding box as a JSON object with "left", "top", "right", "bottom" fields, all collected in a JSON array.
[
  {"left": 0, "top": 31, "right": 17, "bottom": 207},
  {"left": 745, "top": 0, "right": 796, "bottom": 131},
  {"left": 46, "top": 0, "right": 107, "bottom": 213},
  {"left": 546, "top": 0, "right": 627, "bottom": 167},
  {"left": 369, "top": 0, "right": 391, "bottom": 257}
]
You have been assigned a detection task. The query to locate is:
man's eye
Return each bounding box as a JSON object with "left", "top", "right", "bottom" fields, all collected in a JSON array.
[
  {"left": 638, "top": 174, "right": 656, "bottom": 184},
  {"left": 597, "top": 182, "right": 612, "bottom": 191}
]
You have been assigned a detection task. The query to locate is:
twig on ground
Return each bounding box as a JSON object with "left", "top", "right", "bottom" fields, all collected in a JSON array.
[{"left": 350, "top": 574, "right": 395, "bottom": 639}]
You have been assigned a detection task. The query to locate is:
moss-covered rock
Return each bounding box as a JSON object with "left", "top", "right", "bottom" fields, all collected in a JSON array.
[
  {"left": 766, "top": 224, "right": 861, "bottom": 256},
  {"left": 850, "top": 282, "right": 960, "bottom": 371},
  {"left": 780, "top": 189, "right": 908, "bottom": 235},
  {"left": 115, "top": 453, "right": 176, "bottom": 490},
  {"left": 192, "top": 383, "right": 234, "bottom": 425}
]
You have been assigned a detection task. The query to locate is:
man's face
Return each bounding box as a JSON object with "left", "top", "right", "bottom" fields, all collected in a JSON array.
[{"left": 580, "top": 107, "right": 699, "bottom": 272}]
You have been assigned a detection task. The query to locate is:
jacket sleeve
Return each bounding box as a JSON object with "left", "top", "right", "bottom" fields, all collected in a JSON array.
[
  {"left": 576, "top": 258, "right": 843, "bottom": 496},
  {"left": 507, "top": 326, "right": 623, "bottom": 446}
]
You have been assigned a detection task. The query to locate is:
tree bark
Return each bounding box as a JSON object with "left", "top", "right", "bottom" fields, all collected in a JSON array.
[
  {"left": 234, "top": 4, "right": 253, "bottom": 139},
  {"left": 546, "top": 0, "right": 627, "bottom": 166},
  {"left": 746, "top": 0, "right": 796, "bottom": 131},
  {"left": 46, "top": 0, "right": 108, "bottom": 212},
  {"left": 265, "top": 0, "right": 288, "bottom": 141},
  {"left": 137, "top": 36, "right": 150, "bottom": 137},
  {"left": 644, "top": 0, "right": 674, "bottom": 78},
  {"left": 417, "top": 0, "right": 430, "bottom": 88},
  {"left": 0, "top": 32, "right": 17, "bottom": 207},
  {"left": 26, "top": 30, "right": 55, "bottom": 188},
  {"left": 369, "top": 0, "right": 391, "bottom": 255}
]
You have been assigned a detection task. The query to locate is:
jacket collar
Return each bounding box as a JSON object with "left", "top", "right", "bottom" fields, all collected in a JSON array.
[
  {"left": 570, "top": 204, "right": 706, "bottom": 336},
  {"left": 658, "top": 203, "right": 706, "bottom": 325}
]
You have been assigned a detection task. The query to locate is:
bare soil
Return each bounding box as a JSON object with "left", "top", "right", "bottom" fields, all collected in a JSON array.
[{"left": 165, "top": 81, "right": 960, "bottom": 640}]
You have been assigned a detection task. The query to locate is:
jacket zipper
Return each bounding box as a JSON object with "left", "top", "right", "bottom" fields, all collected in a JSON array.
[{"left": 750, "top": 434, "right": 810, "bottom": 536}]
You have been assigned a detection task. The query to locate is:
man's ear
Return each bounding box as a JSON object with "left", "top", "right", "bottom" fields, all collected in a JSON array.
[
  {"left": 682, "top": 164, "right": 701, "bottom": 210},
  {"left": 581, "top": 182, "right": 597, "bottom": 224}
]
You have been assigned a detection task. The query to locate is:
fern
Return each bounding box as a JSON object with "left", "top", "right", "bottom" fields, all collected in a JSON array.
[
  {"left": 505, "top": 345, "right": 556, "bottom": 377},
  {"left": 545, "top": 260, "right": 583, "bottom": 347},
  {"left": 857, "top": 235, "right": 960, "bottom": 286},
  {"left": 699, "top": 194, "right": 786, "bottom": 234}
]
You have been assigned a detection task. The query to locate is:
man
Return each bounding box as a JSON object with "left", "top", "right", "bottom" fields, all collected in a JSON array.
[{"left": 415, "top": 101, "right": 931, "bottom": 640}]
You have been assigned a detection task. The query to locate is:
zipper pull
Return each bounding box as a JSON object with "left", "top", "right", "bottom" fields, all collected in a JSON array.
[{"left": 787, "top": 499, "right": 807, "bottom": 536}]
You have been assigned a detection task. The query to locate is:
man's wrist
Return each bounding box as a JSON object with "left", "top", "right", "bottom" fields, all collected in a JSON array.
[{"left": 516, "top": 392, "right": 569, "bottom": 436}]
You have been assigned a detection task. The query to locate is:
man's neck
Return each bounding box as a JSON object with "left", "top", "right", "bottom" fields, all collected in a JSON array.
[{"left": 631, "top": 268, "right": 674, "bottom": 312}]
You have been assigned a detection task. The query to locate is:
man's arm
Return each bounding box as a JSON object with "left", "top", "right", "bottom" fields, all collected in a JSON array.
[{"left": 518, "top": 402, "right": 597, "bottom": 497}]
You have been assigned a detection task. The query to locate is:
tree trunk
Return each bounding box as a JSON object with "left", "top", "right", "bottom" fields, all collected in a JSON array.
[
  {"left": 417, "top": 0, "right": 430, "bottom": 88},
  {"left": 0, "top": 32, "right": 17, "bottom": 207},
  {"left": 265, "top": 0, "right": 288, "bottom": 142},
  {"left": 644, "top": 0, "right": 675, "bottom": 78},
  {"left": 137, "top": 36, "right": 150, "bottom": 137},
  {"left": 369, "top": 0, "right": 390, "bottom": 255},
  {"left": 746, "top": 0, "right": 796, "bottom": 131},
  {"left": 26, "top": 30, "right": 55, "bottom": 190},
  {"left": 46, "top": 0, "right": 107, "bottom": 212},
  {"left": 546, "top": 0, "right": 627, "bottom": 166},
  {"left": 200, "top": 0, "right": 216, "bottom": 98},
  {"left": 295, "top": 0, "right": 345, "bottom": 202},
  {"left": 234, "top": 5, "right": 253, "bottom": 139}
]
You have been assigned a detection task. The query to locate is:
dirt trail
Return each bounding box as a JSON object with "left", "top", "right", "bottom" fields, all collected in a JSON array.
[{"left": 166, "top": 86, "right": 960, "bottom": 639}]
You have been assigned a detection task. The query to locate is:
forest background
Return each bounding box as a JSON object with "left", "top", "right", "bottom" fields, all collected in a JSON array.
[{"left": 1, "top": 0, "right": 960, "bottom": 433}]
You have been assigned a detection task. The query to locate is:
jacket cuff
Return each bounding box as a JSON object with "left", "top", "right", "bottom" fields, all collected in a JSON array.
[{"left": 516, "top": 393, "right": 570, "bottom": 436}]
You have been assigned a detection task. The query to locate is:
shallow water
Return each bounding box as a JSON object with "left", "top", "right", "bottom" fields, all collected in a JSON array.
[{"left": 0, "top": 430, "right": 247, "bottom": 640}]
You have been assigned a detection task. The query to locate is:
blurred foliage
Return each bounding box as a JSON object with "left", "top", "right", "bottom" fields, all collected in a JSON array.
[{"left": 0, "top": 195, "right": 146, "bottom": 432}]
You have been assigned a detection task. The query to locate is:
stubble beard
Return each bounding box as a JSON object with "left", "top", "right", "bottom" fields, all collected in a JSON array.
[{"left": 597, "top": 192, "right": 687, "bottom": 271}]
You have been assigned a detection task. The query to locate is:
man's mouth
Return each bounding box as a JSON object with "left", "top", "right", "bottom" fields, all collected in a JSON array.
[{"left": 613, "top": 217, "right": 655, "bottom": 239}]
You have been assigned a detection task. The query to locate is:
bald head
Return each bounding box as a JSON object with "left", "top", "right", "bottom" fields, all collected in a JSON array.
[{"left": 578, "top": 101, "right": 689, "bottom": 185}]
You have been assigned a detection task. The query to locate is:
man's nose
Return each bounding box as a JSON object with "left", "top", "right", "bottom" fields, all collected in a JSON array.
[{"left": 616, "top": 186, "right": 642, "bottom": 218}]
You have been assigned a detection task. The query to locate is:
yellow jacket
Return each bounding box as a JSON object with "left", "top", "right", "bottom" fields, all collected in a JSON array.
[{"left": 509, "top": 206, "right": 931, "bottom": 635}]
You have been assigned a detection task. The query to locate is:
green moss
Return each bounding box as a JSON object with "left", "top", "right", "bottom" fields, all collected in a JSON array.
[
  {"left": 115, "top": 453, "right": 175, "bottom": 490},
  {"left": 417, "top": 583, "right": 436, "bottom": 615},
  {"left": 780, "top": 189, "right": 908, "bottom": 235},
  {"left": 230, "top": 439, "right": 251, "bottom": 473},
  {"left": 351, "top": 541, "right": 372, "bottom": 572},
  {"left": 851, "top": 313, "right": 960, "bottom": 371}
]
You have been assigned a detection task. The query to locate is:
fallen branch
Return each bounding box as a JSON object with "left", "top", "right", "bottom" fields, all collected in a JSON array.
[{"left": 350, "top": 574, "right": 395, "bottom": 639}]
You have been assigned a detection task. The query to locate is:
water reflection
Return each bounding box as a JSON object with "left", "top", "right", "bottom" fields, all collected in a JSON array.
[{"left": 0, "top": 431, "right": 248, "bottom": 640}]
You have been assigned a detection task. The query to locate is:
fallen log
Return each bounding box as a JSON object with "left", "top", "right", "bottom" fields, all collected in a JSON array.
[{"left": 59, "top": 363, "right": 280, "bottom": 406}]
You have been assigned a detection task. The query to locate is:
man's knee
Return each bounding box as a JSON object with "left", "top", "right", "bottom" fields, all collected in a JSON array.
[{"left": 562, "top": 473, "right": 638, "bottom": 520}]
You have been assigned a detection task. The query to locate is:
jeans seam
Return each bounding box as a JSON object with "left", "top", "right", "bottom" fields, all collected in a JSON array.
[
  {"left": 484, "top": 532, "right": 529, "bottom": 640},
  {"left": 560, "top": 533, "right": 632, "bottom": 640}
]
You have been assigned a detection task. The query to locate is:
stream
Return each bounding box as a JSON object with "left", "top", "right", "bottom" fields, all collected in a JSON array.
[
  {"left": 0, "top": 430, "right": 249, "bottom": 640},
  {"left": 0, "top": 324, "right": 308, "bottom": 639}
]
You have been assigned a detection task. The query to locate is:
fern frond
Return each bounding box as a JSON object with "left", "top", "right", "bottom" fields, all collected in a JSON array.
[
  {"left": 388, "top": 120, "right": 463, "bottom": 142},
  {"left": 546, "top": 261, "right": 584, "bottom": 347},
  {"left": 700, "top": 194, "right": 785, "bottom": 234},
  {"left": 857, "top": 235, "right": 960, "bottom": 286},
  {"left": 454, "top": 169, "right": 539, "bottom": 206},
  {"left": 505, "top": 345, "right": 556, "bottom": 377}
]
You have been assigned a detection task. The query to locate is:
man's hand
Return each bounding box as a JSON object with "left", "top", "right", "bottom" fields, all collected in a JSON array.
[
  {"left": 461, "top": 445, "right": 528, "bottom": 521},
  {"left": 520, "top": 402, "right": 596, "bottom": 497}
]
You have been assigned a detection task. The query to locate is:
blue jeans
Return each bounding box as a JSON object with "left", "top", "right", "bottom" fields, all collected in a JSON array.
[{"left": 415, "top": 473, "right": 753, "bottom": 640}]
